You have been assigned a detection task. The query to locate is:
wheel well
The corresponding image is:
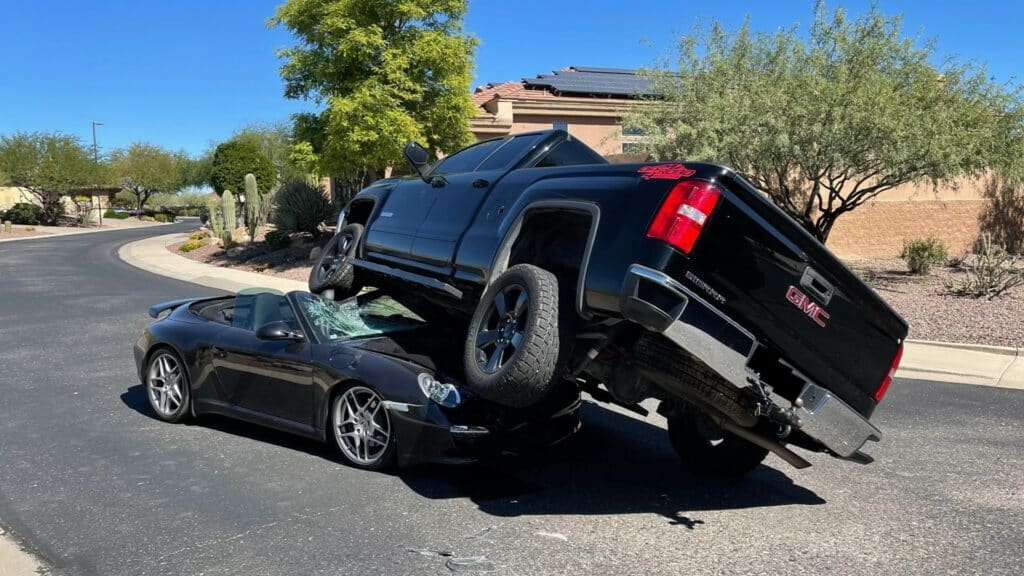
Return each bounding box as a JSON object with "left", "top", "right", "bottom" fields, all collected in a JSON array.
[
  {"left": 320, "top": 378, "right": 358, "bottom": 441},
  {"left": 501, "top": 209, "right": 594, "bottom": 315},
  {"left": 344, "top": 200, "right": 374, "bottom": 228}
]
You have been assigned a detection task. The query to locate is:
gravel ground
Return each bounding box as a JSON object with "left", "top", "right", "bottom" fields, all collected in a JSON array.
[
  {"left": 171, "top": 232, "right": 321, "bottom": 283},
  {"left": 849, "top": 258, "right": 1024, "bottom": 348},
  {"left": 0, "top": 228, "right": 48, "bottom": 240}
]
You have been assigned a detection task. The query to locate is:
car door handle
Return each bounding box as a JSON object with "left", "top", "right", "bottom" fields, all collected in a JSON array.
[{"left": 211, "top": 346, "right": 227, "bottom": 358}]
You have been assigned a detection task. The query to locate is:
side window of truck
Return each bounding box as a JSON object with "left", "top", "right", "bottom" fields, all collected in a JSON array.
[
  {"left": 431, "top": 138, "right": 505, "bottom": 175},
  {"left": 533, "top": 140, "right": 607, "bottom": 168}
]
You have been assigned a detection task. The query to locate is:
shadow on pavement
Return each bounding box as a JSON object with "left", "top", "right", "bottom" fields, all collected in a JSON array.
[
  {"left": 401, "top": 401, "right": 825, "bottom": 523},
  {"left": 121, "top": 385, "right": 824, "bottom": 523}
]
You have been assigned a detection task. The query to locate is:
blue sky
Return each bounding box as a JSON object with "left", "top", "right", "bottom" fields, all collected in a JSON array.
[{"left": 1, "top": 1, "right": 1021, "bottom": 156}]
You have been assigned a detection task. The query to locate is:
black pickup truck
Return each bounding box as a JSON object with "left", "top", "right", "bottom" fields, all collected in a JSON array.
[{"left": 311, "top": 129, "right": 908, "bottom": 476}]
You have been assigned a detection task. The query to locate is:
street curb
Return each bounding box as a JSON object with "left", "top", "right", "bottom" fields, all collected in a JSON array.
[
  {"left": 905, "top": 338, "right": 1020, "bottom": 357},
  {"left": 0, "top": 220, "right": 175, "bottom": 244}
]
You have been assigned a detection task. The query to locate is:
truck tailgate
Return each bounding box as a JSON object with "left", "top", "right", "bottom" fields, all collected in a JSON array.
[{"left": 682, "top": 172, "right": 908, "bottom": 418}]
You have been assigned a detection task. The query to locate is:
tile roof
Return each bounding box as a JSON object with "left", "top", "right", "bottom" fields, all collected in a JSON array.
[{"left": 472, "top": 66, "right": 657, "bottom": 112}]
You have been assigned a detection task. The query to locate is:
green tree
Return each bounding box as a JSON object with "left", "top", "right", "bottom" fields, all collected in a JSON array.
[
  {"left": 110, "top": 143, "right": 182, "bottom": 216},
  {"left": 0, "top": 132, "right": 101, "bottom": 224},
  {"left": 209, "top": 139, "right": 275, "bottom": 197},
  {"left": 176, "top": 149, "right": 214, "bottom": 190},
  {"left": 271, "top": 0, "right": 477, "bottom": 184},
  {"left": 233, "top": 123, "right": 306, "bottom": 185},
  {"left": 625, "top": 2, "right": 1024, "bottom": 242}
]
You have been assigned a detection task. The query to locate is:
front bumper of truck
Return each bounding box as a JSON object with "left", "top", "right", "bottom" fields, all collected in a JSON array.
[{"left": 619, "top": 264, "right": 881, "bottom": 459}]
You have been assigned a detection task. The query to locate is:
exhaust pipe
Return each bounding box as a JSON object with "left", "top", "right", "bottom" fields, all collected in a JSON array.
[{"left": 715, "top": 417, "right": 812, "bottom": 469}]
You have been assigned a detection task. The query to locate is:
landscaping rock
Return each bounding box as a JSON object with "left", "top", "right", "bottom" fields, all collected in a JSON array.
[
  {"left": 309, "top": 246, "right": 323, "bottom": 262},
  {"left": 227, "top": 247, "right": 244, "bottom": 258}
]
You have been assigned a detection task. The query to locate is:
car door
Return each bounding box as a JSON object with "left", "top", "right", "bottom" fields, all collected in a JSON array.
[
  {"left": 408, "top": 134, "right": 545, "bottom": 269},
  {"left": 210, "top": 291, "right": 314, "bottom": 425},
  {"left": 362, "top": 178, "right": 435, "bottom": 260}
]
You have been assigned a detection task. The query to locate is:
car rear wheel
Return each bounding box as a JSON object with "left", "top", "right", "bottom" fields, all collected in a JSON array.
[
  {"left": 463, "top": 264, "right": 561, "bottom": 408},
  {"left": 666, "top": 411, "right": 769, "bottom": 477},
  {"left": 331, "top": 384, "right": 396, "bottom": 471},
  {"left": 146, "top": 349, "right": 191, "bottom": 423},
  {"left": 309, "top": 223, "right": 363, "bottom": 297}
]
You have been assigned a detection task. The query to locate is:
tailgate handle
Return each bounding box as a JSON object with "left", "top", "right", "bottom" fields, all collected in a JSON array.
[{"left": 800, "top": 267, "right": 834, "bottom": 305}]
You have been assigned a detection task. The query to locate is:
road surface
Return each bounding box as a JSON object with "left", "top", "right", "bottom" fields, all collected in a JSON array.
[{"left": 0, "top": 224, "right": 1021, "bottom": 575}]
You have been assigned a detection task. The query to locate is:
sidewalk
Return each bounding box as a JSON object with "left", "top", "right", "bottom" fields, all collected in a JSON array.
[
  {"left": 119, "top": 232, "right": 1024, "bottom": 391},
  {"left": 118, "top": 231, "right": 305, "bottom": 294},
  {"left": 0, "top": 218, "right": 176, "bottom": 244},
  {"left": 0, "top": 530, "right": 41, "bottom": 576}
]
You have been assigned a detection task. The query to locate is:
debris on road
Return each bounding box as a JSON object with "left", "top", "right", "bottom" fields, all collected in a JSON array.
[
  {"left": 535, "top": 531, "right": 569, "bottom": 542},
  {"left": 445, "top": 556, "right": 498, "bottom": 573}
]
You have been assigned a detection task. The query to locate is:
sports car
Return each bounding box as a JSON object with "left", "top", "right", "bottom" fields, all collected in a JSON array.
[{"left": 133, "top": 287, "right": 580, "bottom": 470}]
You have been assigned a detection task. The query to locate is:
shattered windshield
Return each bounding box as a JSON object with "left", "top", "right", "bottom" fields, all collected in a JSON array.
[{"left": 293, "top": 290, "right": 427, "bottom": 342}]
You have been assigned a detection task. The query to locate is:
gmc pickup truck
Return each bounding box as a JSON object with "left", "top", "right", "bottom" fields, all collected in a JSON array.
[{"left": 311, "top": 129, "right": 908, "bottom": 476}]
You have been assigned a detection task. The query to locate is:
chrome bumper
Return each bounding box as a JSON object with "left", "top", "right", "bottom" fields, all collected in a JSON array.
[{"left": 621, "top": 264, "right": 880, "bottom": 458}]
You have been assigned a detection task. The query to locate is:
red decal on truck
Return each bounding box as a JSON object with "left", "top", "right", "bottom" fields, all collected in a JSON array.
[
  {"left": 638, "top": 163, "right": 696, "bottom": 180},
  {"left": 786, "top": 286, "right": 830, "bottom": 328}
]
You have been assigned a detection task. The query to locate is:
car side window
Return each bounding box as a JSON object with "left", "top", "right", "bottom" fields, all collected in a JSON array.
[
  {"left": 533, "top": 140, "right": 607, "bottom": 168},
  {"left": 431, "top": 138, "right": 505, "bottom": 174},
  {"left": 231, "top": 290, "right": 299, "bottom": 333}
]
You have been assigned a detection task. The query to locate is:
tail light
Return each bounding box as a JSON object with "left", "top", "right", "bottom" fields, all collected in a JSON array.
[
  {"left": 646, "top": 180, "right": 722, "bottom": 254},
  {"left": 874, "top": 343, "right": 903, "bottom": 402}
]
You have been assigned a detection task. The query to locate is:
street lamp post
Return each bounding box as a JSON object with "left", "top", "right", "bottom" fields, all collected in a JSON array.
[{"left": 92, "top": 121, "right": 103, "bottom": 225}]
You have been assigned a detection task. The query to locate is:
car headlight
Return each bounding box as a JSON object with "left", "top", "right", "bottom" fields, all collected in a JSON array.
[{"left": 417, "top": 373, "right": 461, "bottom": 408}]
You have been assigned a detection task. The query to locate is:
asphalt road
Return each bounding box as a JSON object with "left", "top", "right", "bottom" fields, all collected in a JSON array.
[{"left": 1, "top": 224, "right": 1022, "bottom": 576}]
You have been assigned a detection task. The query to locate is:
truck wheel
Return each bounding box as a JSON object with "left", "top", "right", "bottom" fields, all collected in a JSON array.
[
  {"left": 667, "top": 411, "right": 769, "bottom": 477},
  {"left": 464, "top": 264, "right": 561, "bottom": 408},
  {"left": 309, "top": 223, "right": 363, "bottom": 297}
]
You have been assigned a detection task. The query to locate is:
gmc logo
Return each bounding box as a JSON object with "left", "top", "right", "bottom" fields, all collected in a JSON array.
[{"left": 786, "top": 286, "right": 830, "bottom": 328}]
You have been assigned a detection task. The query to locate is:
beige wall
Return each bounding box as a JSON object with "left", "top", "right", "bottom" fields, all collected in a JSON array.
[
  {"left": 827, "top": 198, "right": 985, "bottom": 259},
  {"left": 509, "top": 114, "right": 623, "bottom": 155},
  {"left": 0, "top": 187, "right": 30, "bottom": 211}
]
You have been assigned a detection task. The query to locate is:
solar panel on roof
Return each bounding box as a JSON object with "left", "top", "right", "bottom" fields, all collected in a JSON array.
[{"left": 523, "top": 68, "right": 657, "bottom": 97}]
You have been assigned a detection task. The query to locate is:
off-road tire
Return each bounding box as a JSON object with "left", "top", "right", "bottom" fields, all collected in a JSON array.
[
  {"left": 464, "top": 264, "right": 561, "bottom": 408},
  {"left": 667, "top": 412, "right": 769, "bottom": 477},
  {"left": 632, "top": 332, "right": 758, "bottom": 427},
  {"left": 309, "top": 223, "right": 363, "bottom": 297}
]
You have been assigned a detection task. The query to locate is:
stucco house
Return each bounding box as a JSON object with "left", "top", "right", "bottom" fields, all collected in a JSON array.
[{"left": 469, "top": 66, "right": 989, "bottom": 259}]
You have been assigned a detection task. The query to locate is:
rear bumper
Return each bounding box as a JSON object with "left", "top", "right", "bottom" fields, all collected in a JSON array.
[{"left": 620, "top": 264, "right": 880, "bottom": 458}]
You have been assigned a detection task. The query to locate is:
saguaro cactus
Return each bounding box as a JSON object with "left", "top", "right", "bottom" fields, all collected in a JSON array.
[
  {"left": 207, "top": 199, "right": 224, "bottom": 242},
  {"left": 244, "top": 173, "right": 260, "bottom": 242},
  {"left": 222, "top": 190, "right": 236, "bottom": 242}
]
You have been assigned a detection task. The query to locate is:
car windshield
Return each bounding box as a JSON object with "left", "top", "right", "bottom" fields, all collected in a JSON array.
[{"left": 293, "top": 290, "right": 427, "bottom": 342}]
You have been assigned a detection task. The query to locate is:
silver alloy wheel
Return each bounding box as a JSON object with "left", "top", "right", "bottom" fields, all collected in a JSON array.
[
  {"left": 474, "top": 283, "right": 529, "bottom": 374},
  {"left": 147, "top": 352, "right": 185, "bottom": 418},
  {"left": 333, "top": 386, "right": 391, "bottom": 466}
]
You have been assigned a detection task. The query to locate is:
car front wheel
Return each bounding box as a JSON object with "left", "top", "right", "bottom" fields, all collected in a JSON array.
[
  {"left": 146, "top": 349, "right": 191, "bottom": 423},
  {"left": 330, "top": 384, "right": 396, "bottom": 471}
]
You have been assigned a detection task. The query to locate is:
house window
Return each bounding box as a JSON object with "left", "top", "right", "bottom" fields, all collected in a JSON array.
[
  {"left": 622, "top": 125, "right": 646, "bottom": 136},
  {"left": 622, "top": 142, "right": 644, "bottom": 154},
  {"left": 552, "top": 121, "right": 568, "bottom": 132}
]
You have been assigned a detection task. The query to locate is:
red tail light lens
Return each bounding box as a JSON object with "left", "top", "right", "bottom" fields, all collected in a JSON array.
[
  {"left": 646, "top": 180, "right": 722, "bottom": 254},
  {"left": 874, "top": 343, "right": 903, "bottom": 402}
]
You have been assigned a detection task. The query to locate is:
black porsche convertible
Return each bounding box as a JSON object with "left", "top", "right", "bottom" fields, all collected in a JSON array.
[{"left": 133, "top": 288, "right": 580, "bottom": 470}]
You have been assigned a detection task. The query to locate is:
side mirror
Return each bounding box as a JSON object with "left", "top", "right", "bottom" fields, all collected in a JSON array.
[
  {"left": 403, "top": 142, "right": 444, "bottom": 186},
  {"left": 255, "top": 321, "right": 305, "bottom": 341}
]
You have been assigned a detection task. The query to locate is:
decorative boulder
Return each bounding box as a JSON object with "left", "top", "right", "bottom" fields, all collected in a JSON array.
[
  {"left": 309, "top": 246, "right": 323, "bottom": 262},
  {"left": 226, "top": 247, "right": 244, "bottom": 258}
]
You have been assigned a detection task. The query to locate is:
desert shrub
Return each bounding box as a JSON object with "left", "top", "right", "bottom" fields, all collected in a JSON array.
[
  {"left": 178, "top": 238, "right": 207, "bottom": 252},
  {"left": 25, "top": 226, "right": 36, "bottom": 231},
  {"left": 945, "top": 253, "right": 968, "bottom": 269},
  {"left": 945, "top": 234, "right": 1023, "bottom": 299},
  {"left": 900, "top": 238, "right": 948, "bottom": 275},
  {"left": 271, "top": 181, "right": 334, "bottom": 236},
  {"left": 153, "top": 213, "right": 175, "bottom": 223},
  {"left": 104, "top": 208, "right": 130, "bottom": 219},
  {"left": 264, "top": 229, "right": 292, "bottom": 252},
  {"left": 188, "top": 231, "right": 208, "bottom": 241},
  {"left": 3, "top": 203, "right": 43, "bottom": 225}
]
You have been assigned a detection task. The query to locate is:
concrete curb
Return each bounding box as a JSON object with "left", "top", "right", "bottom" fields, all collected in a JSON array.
[
  {"left": 118, "top": 231, "right": 306, "bottom": 294},
  {"left": 0, "top": 220, "right": 175, "bottom": 244},
  {"left": 0, "top": 529, "right": 42, "bottom": 576},
  {"left": 118, "top": 233, "right": 1024, "bottom": 391}
]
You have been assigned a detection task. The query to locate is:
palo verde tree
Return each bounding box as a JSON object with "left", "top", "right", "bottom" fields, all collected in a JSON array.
[
  {"left": 625, "top": 2, "right": 1024, "bottom": 242},
  {"left": 110, "top": 143, "right": 182, "bottom": 216},
  {"left": 271, "top": 0, "right": 478, "bottom": 185},
  {"left": 0, "top": 132, "right": 101, "bottom": 224}
]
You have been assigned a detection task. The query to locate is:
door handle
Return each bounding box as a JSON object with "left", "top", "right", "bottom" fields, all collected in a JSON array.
[
  {"left": 211, "top": 346, "right": 227, "bottom": 358},
  {"left": 800, "top": 267, "right": 834, "bottom": 305}
]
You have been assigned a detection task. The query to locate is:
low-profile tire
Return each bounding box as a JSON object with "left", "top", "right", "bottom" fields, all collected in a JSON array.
[
  {"left": 330, "top": 383, "right": 396, "bottom": 471},
  {"left": 667, "top": 411, "right": 769, "bottom": 477},
  {"left": 145, "top": 348, "right": 191, "bottom": 423},
  {"left": 463, "top": 264, "right": 561, "bottom": 408},
  {"left": 309, "top": 223, "right": 363, "bottom": 297}
]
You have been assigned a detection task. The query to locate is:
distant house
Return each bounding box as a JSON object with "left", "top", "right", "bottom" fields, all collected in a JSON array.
[
  {"left": 471, "top": 66, "right": 651, "bottom": 157},
  {"left": 470, "top": 66, "right": 990, "bottom": 259}
]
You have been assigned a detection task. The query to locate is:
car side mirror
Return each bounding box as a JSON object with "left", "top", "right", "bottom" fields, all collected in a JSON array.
[
  {"left": 255, "top": 321, "right": 305, "bottom": 341},
  {"left": 403, "top": 142, "right": 444, "bottom": 186}
]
